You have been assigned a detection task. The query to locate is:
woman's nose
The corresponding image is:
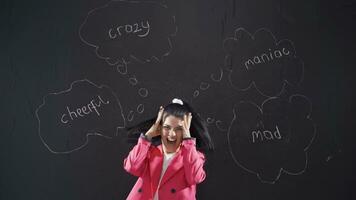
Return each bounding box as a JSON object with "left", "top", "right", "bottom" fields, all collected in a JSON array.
[{"left": 168, "top": 129, "right": 176, "bottom": 136}]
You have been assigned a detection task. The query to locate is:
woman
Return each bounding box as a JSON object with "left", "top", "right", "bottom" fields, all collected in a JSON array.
[{"left": 123, "top": 98, "right": 214, "bottom": 200}]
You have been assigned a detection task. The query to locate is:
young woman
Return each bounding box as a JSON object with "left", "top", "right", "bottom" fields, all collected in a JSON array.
[{"left": 123, "top": 98, "right": 214, "bottom": 200}]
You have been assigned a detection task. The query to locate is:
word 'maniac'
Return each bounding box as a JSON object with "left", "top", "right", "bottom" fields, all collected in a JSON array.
[{"left": 244, "top": 48, "right": 290, "bottom": 70}]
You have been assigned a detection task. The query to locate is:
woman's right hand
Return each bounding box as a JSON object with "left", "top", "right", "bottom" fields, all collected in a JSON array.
[{"left": 145, "top": 106, "right": 164, "bottom": 139}]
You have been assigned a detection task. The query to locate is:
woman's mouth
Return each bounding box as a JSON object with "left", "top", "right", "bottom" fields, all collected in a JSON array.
[{"left": 167, "top": 138, "right": 176, "bottom": 144}]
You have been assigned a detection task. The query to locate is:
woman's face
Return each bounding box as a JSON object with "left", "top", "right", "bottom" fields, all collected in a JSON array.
[{"left": 161, "top": 115, "right": 184, "bottom": 153}]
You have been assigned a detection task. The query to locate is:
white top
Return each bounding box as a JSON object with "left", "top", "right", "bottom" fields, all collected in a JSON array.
[{"left": 153, "top": 151, "right": 176, "bottom": 200}]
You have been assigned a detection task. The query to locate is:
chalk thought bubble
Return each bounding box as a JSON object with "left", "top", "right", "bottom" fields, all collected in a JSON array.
[
  {"left": 224, "top": 28, "right": 304, "bottom": 97},
  {"left": 36, "top": 79, "right": 125, "bottom": 154},
  {"left": 227, "top": 95, "right": 315, "bottom": 183},
  {"left": 79, "top": 0, "right": 177, "bottom": 65}
]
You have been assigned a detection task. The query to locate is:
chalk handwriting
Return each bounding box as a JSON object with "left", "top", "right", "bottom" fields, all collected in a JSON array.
[
  {"left": 108, "top": 20, "right": 150, "bottom": 39},
  {"left": 251, "top": 125, "right": 282, "bottom": 143},
  {"left": 244, "top": 48, "right": 290, "bottom": 70},
  {"left": 61, "top": 95, "right": 109, "bottom": 124}
]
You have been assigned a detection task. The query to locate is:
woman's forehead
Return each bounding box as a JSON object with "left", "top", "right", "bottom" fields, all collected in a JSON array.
[{"left": 163, "top": 115, "right": 184, "bottom": 126}]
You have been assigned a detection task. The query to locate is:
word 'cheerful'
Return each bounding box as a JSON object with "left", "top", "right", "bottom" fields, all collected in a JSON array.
[{"left": 61, "top": 95, "right": 109, "bottom": 124}]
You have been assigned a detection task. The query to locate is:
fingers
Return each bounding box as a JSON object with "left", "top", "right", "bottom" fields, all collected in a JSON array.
[
  {"left": 184, "top": 112, "right": 192, "bottom": 129},
  {"left": 146, "top": 106, "right": 164, "bottom": 138},
  {"left": 183, "top": 113, "right": 192, "bottom": 138},
  {"left": 155, "top": 106, "right": 164, "bottom": 124},
  {"left": 187, "top": 112, "right": 192, "bottom": 126}
]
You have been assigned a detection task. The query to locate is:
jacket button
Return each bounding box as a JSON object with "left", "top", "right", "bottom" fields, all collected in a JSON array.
[
  {"left": 171, "top": 188, "right": 176, "bottom": 193},
  {"left": 138, "top": 188, "right": 142, "bottom": 193}
]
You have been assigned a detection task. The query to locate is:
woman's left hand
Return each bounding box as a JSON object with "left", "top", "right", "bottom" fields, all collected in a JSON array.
[{"left": 183, "top": 113, "right": 192, "bottom": 138}]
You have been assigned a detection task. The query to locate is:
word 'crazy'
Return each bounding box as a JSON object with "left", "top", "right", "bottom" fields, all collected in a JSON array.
[{"left": 108, "top": 20, "right": 150, "bottom": 39}]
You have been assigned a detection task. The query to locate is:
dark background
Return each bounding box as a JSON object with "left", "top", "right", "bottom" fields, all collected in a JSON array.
[{"left": 1, "top": 0, "right": 355, "bottom": 199}]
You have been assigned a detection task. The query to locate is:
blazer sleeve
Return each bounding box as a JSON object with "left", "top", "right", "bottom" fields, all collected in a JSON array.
[
  {"left": 123, "top": 133, "right": 152, "bottom": 177},
  {"left": 181, "top": 137, "right": 206, "bottom": 186}
]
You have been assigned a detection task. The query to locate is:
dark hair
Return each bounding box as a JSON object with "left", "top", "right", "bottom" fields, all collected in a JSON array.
[{"left": 126, "top": 100, "right": 214, "bottom": 152}]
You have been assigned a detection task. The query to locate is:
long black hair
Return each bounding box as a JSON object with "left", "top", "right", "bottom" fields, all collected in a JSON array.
[{"left": 126, "top": 99, "right": 214, "bottom": 152}]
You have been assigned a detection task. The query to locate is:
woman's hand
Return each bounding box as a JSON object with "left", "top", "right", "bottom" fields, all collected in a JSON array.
[
  {"left": 183, "top": 112, "right": 192, "bottom": 139},
  {"left": 145, "top": 106, "right": 164, "bottom": 139}
]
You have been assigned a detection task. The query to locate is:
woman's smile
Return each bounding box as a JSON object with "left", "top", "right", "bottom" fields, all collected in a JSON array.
[{"left": 167, "top": 137, "right": 177, "bottom": 143}]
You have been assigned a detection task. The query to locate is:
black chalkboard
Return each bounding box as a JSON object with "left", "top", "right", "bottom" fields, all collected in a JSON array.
[{"left": 2, "top": 0, "right": 355, "bottom": 199}]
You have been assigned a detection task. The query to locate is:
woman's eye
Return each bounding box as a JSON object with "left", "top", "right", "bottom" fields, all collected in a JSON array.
[{"left": 175, "top": 127, "right": 183, "bottom": 132}]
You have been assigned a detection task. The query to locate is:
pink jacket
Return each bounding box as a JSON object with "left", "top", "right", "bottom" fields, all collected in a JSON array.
[{"left": 123, "top": 134, "right": 206, "bottom": 200}]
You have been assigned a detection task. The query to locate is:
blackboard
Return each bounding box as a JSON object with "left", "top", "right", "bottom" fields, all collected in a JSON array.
[{"left": 1, "top": 0, "right": 355, "bottom": 199}]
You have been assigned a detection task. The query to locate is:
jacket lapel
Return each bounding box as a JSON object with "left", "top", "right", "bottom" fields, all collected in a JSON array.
[
  {"left": 149, "top": 145, "right": 163, "bottom": 193},
  {"left": 159, "top": 149, "right": 183, "bottom": 187}
]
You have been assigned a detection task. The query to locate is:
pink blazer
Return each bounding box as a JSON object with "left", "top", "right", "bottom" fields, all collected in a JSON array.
[{"left": 123, "top": 134, "right": 206, "bottom": 200}]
